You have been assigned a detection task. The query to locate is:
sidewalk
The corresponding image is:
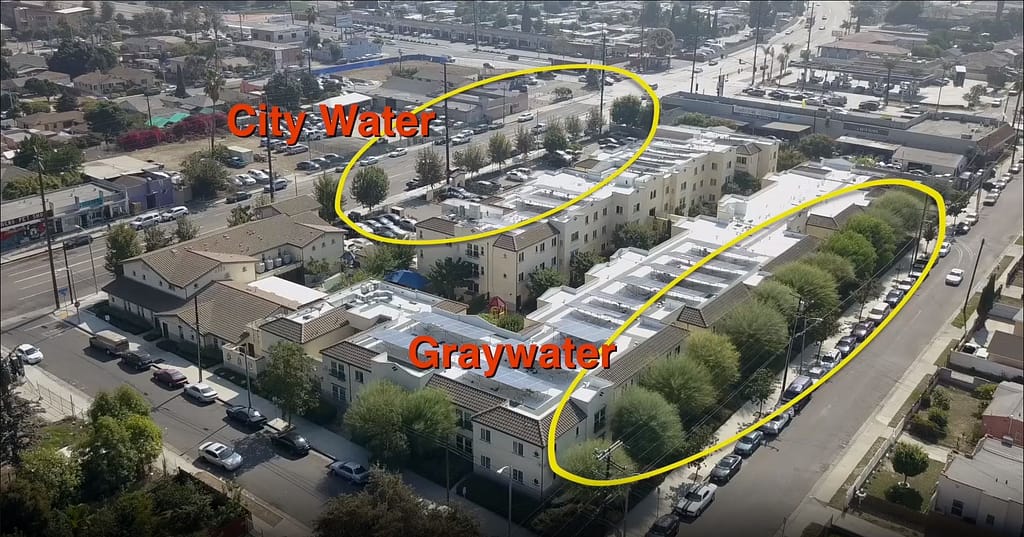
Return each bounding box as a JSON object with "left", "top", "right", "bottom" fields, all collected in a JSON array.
[
  {"left": 11, "top": 360, "right": 313, "bottom": 537},
  {"left": 0, "top": 228, "right": 109, "bottom": 266},
  {"left": 57, "top": 293, "right": 535, "bottom": 537}
]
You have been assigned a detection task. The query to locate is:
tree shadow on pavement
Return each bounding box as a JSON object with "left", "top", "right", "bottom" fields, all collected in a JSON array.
[{"left": 232, "top": 432, "right": 278, "bottom": 475}]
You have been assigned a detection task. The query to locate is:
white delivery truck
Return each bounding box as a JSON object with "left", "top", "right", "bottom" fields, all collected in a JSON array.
[{"left": 226, "top": 146, "right": 254, "bottom": 164}]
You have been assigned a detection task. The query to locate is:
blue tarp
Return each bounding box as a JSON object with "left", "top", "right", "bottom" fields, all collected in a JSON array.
[{"left": 384, "top": 270, "right": 429, "bottom": 291}]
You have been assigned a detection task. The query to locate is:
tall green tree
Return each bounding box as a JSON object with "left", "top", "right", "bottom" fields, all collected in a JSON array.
[
  {"left": 314, "top": 173, "right": 337, "bottom": 221},
  {"left": 415, "top": 147, "right": 445, "bottom": 187},
  {"left": 610, "top": 387, "right": 685, "bottom": 468},
  {"left": 613, "top": 221, "right": 657, "bottom": 251},
  {"left": 203, "top": 69, "right": 224, "bottom": 154},
  {"left": 568, "top": 250, "right": 605, "bottom": 287},
  {"left": 585, "top": 106, "right": 604, "bottom": 133},
  {"left": 180, "top": 152, "right": 227, "bottom": 200},
  {"left": 610, "top": 95, "right": 644, "bottom": 127},
  {"left": 771, "top": 261, "right": 841, "bottom": 343},
  {"left": 88, "top": 385, "right": 150, "bottom": 423},
  {"left": 55, "top": 91, "right": 77, "bottom": 112},
  {"left": 794, "top": 134, "right": 837, "bottom": 160},
  {"left": 20, "top": 447, "right": 82, "bottom": 507},
  {"left": 776, "top": 147, "right": 806, "bottom": 171},
  {"left": 869, "top": 190, "right": 925, "bottom": 236},
  {"left": 718, "top": 300, "right": 790, "bottom": 367},
  {"left": 362, "top": 244, "right": 415, "bottom": 275},
  {"left": 844, "top": 213, "right": 897, "bottom": 271},
  {"left": 563, "top": 114, "right": 583, "bottom": 140},
  {"left": 0, "top": 359, "right": 40, "bottom": 466},
  {"left": 265, "top": 72, "right": 303, "bottom": 110},
  {"left": 683, "top": 331, "right": 741, "bottom": 388},
  {"left": 12, "top": 135, "right": 83, "bottom": 175},
  {"left": 351, "top": 166, "right": 389, "bottom": 211},
  {"left": 260, "top": 342, "right": 318, "bottom": 424},
  {"left": 143, "top": 226, "right": 173, "bottom": 252},
  {"left": 487, "top": 133, "right": 513, "bottom": 170},
  {"left": 344, "top": 381, "right": 410, "bottom": 466},
  {"left": 527, "top": 267, "right": 566, "bottom": 300},
  {"left": 891, "top": 441, "right": 929, "bottom": 484},
  {"left": 456, "top": 145, "right": 487, "bottom": 175},
  {"left": 642, "top": 354, "right": 717, "bottom": 423},
  {"left": 751, "top": 280, "right": 799, "bottom": 324},
  {"left": 542, "top": 122, "right": 569, "bottom": 154},
  {"left": 401, "top": 389, "right": 456, "bottom": 458},
  {"left": 83, "top": 101, "right": 130, "bottom": 140},
  {"left": 427, "top": 258, "right": 474, "bottom": 299},
  {"left": 46, "top": 40, "right": 117, "bottom": 78},
  {"left": 81, "top": 414, "right": 162, "bottom": 498},
  {"left": 104, "top": 224, "right": 142, "bottom": 273},
  {"left": 821, "top": 230, "right": 877, "bottom": 280},
  {"left": 803, "top": 251, "right": 857, "bottom": 297},
  {"left": 514, "top": 126, "right": 533, "bottom": 161}
]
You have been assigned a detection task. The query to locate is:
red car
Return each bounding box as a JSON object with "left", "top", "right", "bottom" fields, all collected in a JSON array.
[{"left": 152, "top": 368, "right": 187, "bottom": 388}]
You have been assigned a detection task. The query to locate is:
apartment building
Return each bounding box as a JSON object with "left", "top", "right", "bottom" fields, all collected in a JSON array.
[
  {"left": 415, "top": 126, "right": 780, "bottom": 310},
  {"left": 935, "top": 437, "right": 1023, "bottom": 537},
  {"left": 123, "top": 35, "right": 188, "bottom": 54},
  {"left": 103, "top": 199, "right": 345, "bottom": 328},
  {"left": 248, "top": 22, "right": 309, "bottom": 44},
  {"left": 235, "top": 40, "right": 305, "bottom": 72},
  {"left": 0, "top": 2, "right": 90, "bottom": 36}
]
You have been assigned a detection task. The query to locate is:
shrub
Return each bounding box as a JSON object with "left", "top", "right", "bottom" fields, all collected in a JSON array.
[
  {"left": 302, "top": 395, "right": 339, "bottom": 426},
  {"left": 974, "top": 383, "right": 997, "bottom": 401},
  {"left": 930, "top": 388, "right": 950, "bottom": 410},
  {"left": 919, "top": 393, "right": 931, "bottom": 409},
  {"left": 908, "top": 415, "right": 944, "bottom": 442},
  {"left": 927, "top": 407, "right": 949, "bottom": 429},
  {"left": 885, "top": 483, "right": 924, "bottom": 511}
]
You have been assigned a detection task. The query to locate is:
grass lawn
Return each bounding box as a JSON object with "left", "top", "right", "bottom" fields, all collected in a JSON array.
[
  {"left": 933, "top": 339, "right": 960, "bottom": 367},
  {"left": 828, "top": 436, "right": 888, "bottom": 510},
  {"left": 931, "top": 386, "right": 982, "bottom": 451},
  {"left": 864, "top": 456, "right": 944, "bottom": 513},
  {"left": 952, "top": 293, "right": 980, "bottom": 329},
  {"left": 35, "top": 417, "right": 87, "bottom": 451}
]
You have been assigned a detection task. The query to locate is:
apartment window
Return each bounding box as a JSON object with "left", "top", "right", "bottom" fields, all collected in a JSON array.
[
  {"left": 602, "top": 208, "right": 607, "bottom": 216},
  {"left": 700, "top": 180, "right": 704, "bottom": 188},
  {"left": 727, "top": 161, "right": 732, "bottom": 168},
  {"left": 593, "top": 211, "right": 598, "bottom": 221},
  {"left": 518, "top": 272, "right": 524, "bottom": 282},
  {"left": 701, "top": 164, "right": 705, "bottom": 171},
  {"left": 711, "top": 178, "right": 718, "bottom": 186},
  {"left": 633, "top": 203, "right": 640, "bottom": 212},
  {"left": 649, "top": 208, "right": 656, "bottom": 217},
  {"left": 649, "top": 190, "right": 656, "bottom": 199},
  {"left": 456, "top": 434, "right": 473, "bottom": 454},
  {"left": 518, "top": 252, "right": 525, "bottom": 261},
  {"left": 331, "top": 384, "right": 346, "bottom": 402},
  {"left": 950, "top": 500, "right": 964, "bottom": 517},
  {"left": 539, "top": 242, "right": 545, "bottom": 252},
  {"left": 480, "top": 428, "right": 491, "bottom": 443},
  {"left": 457, "top": 409, "right": 472, "bottom": 430},
  {"left": 985, "top": 514, "right": 995, "bottom": 525},
  {"left": 693, "top": 168, "right": 697, "bottom": 176},
  {"left": 681, "top": 182, "right": 687, "bottom": 191},
  {"left": 571, "top": 231, "right": 579, "bottom": 241},
  {"left": 159, "top": 281, "right": 163, "bottom": 287},
  {"left": 551, "top": 238, "right": 556, "bottom": 246},
  {"left": 354, "top": 371, "right": 364, "bottom": 383},
  {"left": 132, "top": 270, "right": 136, "bottom": 276},
  {"left": 594, "top": 406, "right": 607, "bottom": 433},
  {"left": 513, "top": 441, "right": 524, "bottom": 456},
  {"left": 737, "top": 156, "right": 747, "bottom": 164},
  {"left": 480, "top": 455, "right": 491, "bottom": 469},
  {"left": 711, "top": 162, "right": 717, "bottom": 170},
  {"left": 511, "top": 468, "right": 524, "bottom": 484},
  {"left": 329, "top": 361, "right": 346, "bottom": 381},
  {"left": 615, "top": 205, "right": 623, "bottom": 214},
  {"left": 584, "top": 215, "right": 589, "bottom": 224},
  {"left": 178, "top": 325, "right": 184, "bottom": 339},
  {"left": 601, "top": 225, "right": 607, "bottom": 235}
]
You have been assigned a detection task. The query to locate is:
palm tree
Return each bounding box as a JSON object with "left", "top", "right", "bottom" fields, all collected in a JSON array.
[
  {"left": 203, "top": 69, "right": 224, "bottom": 154},
  {"left": 305, "top": 6, "right": 317, "bottom": 74},
  {"left": 840, "top": 20, "right": 852, "bottom": 35},
  {"left": 427, "top": 258, "right": 474, "bottom": 300},
  {"left": 882, "top": 56, "right": 898, "bottom": 107},
  {"left": 776, "top": 52, "right": 787, "bottom": 82}
]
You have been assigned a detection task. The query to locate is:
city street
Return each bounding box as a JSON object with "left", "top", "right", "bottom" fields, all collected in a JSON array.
[
  {"left": 0, "top": 322, "right": 358, "bottom": 526},
  {"left": 624, "top": 168, "right": 1023, "bottom": 536}
]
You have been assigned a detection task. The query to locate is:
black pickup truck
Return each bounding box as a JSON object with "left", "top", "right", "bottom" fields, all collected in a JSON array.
[{"left": 118, "top": 350, "right": 157, "bottom": 371}]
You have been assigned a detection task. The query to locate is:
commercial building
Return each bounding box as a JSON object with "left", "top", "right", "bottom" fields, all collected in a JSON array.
[
  {"left": 247, "top": 22, "right": 310, "bottom": 44},
  {"left": 934, "top": 437, "right": 1023, "bottom": 536},
  {"left": 662, "top": 92, "right": 1016, "bottom": 161},
  {"left": 365, "top": 77, "right": 527, "bottom": 124},
  {"left": 0, "top": 181, "right": 129, "bottom": 252},
  {"left": 234, "top": 40, "right": 305, "bottom": 72},
  {"left": 0, "top": 1, "right": 90, "bottom": 36},
  {"left": 816, "top": 31, "right": 920, "bottom": 61},
  {"left": 415, "top": 126, "right": 779, "bottom": 310},
  {"left": 83, "top": 156, "right": 164, "bottom": 182}
]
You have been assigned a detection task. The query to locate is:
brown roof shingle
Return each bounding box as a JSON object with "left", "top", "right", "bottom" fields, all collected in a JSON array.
[
  {"left": 158, "top": 281, "right": 290, "bottom": 343},
  {"left": 257, "top": 195, "right": 321, "bottom": 219},
  {"left": 102, "top": 277, "right": 186, "bottom": 314},
  {"left": 260, "top": 308, "right": 352, "bottom": 343},
  {"left": 596, "top": 325, "right": 688, "bottom": 385},
  {"left": 416, "top": 217, "right": 456, "bottom": 235},
  {"left": 492, "top": 223, "right": 558, "bottom": 252},
  {"left": 425, "top": 375, "right": 504, "bottom": 413},
  {"left": 474, "top": 402, "right": 588, "bottom": 447},
  {"left": 322, "top": 341, "right": 379, "bottom": 370},
  {"left": 434, "top": 300, "right": 468, "bottom": 314}
]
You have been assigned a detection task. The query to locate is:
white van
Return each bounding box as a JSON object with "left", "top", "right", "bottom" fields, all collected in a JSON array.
[
  {"left": 866, "top": 302, "right": 892, "bottom": 323},
  {"left": 129, "top": 213, "right": 161, "bottom": 230}
]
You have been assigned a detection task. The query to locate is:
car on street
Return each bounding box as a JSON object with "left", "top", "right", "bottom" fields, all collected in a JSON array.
[
  {"left": 938, "top": 241, "right": 951, "bottom": 257},
  {"left": 818, "top": 348, "right": 842, "bottom": 371},
  {"left": 517, "top": 112, "right": 535, "bottom": 122},
  {"left": 152, "top": 368, "right": 188, "bottom": 388},
  {"left": 234, "top": 174, "right": 258, "bottom": 186},
  {"left": 361, "top": 155, "right": 381, "bottom": 166},
  {"left": 226, "top": 405, "right": 268, "bottom": 428},
  {"left": 225, "top": 190, "right": 253, "bottom": 204},
  {"left": 945, "top": 268, "right": 965, "bottom": 286},
  {"left": 531, "top": 123, "right": 547, "bottom": 134},
  {"left": 129, "top": 213, "right": 161, "bottom": 230},
  {"left": 508, "top": 168, "right": 530, "bottom": 182},
  {"left": 62, "top": 234, "right": 93, "bottom": 250},
  {"left": 329, "top": 461, "right": 370, "bottom": 484},
  {"left": 708, "top": 59, "right": 719, "bottom": 66},
  {"left": 850, "top": 320, "right": 876, "bottom": 342},
  {"left": 264, "top": 179, "right": 289, "bottom": 193},
  {"left": 472, "top": 124, "right": 489, "bottom": 134},
  {"left": 645, "top": 514, "right": 680, "bottom": 536},
  {"left": 118, "top": 350, "right": 156, "bottom": 371},
  {"left": 271, "top": 430, "right": 311, "bottom": 456},
  {"left": 733, "top": 431, "right": 764, "bottom": 457},
  {"left": 674, "top": 483, "right": 718, "bottom": 517},
  {"left": 248, "top": 169, "right": 270, "bottom": 182},
  {"left": 953, "top": 222, "right": 971, "bottom": 236},
  {"left": 884, "top": 288, "right": 905, "bottom": 308},
  {"left": 866, "top": 302, "right": 892, "bottom": 323},
  {"left": 14, "top": 344, "right": 43, "bottom": 364},
  {"left": 761, "top": 406, "right": 795, "bottom": 435},
  {"left": 388, "top": 148, "right": 408, "bottom": 158},
  {"left": 709, "top": 454, "right": 743, "bottom": 484},
  {"left": 199, "top": 441, "right": 243, "bottom": 471},
  {"left": 296, "top": 161, "right": 320, "bottom": 171},
  {"left": 835, "top": 335, "right": 858, "bottom": 356},
  {"left": 183, "top": 383, "right": 219, "bottom": 403}
]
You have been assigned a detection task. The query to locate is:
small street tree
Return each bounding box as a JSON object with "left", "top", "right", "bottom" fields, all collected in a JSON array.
[
  {"left": 174, "top": 216, "right": 200, "bottom": 242},
  {"left": 560, "top": 439, "right": 635, "bottom": 503},
  {"left": 227, "top": 205, "right": 254, "bottom": 227},
  {"left": 180, "top": 152, "right": 227, "bottom": 200},
  {"left": 610, "top": 95, "right": 643, "bottom": 128},
  {"left": 143, "top": 226, "right": 173, "bottom": 252},
  {"left": 563, "top": 114, "right": 583, "bottom": 140},
  {"left": 553, "top": 86, "right": 573, "bottom": 101},
  {"left": 487, "top": 133, "right": 512, "bottom": 170},
  {"left": 744, "top": 368, "right": 778, "bottom": 416},
  {"left": 963, "top": 83, "right": 986, "bottom": 108},
  {"left": 458, "top": 145, "right": 487, "bottom": 176},
  {"left": 314, "top": 173, "right": 337, "bottom": 221},
  {"left": 401, "top": 389, "right": 456, "bottom": 458},
  {"left": 415, "top": 147, "right": 445, "bottom": 187},
  {"left": 260, "top": 342, "right": 318, "bottom": 425},
  {"left": 514, "top": 126, "right": 533, "bottom": 162},
  {"left": 104, "top": 224, "right": 142, "bottom": 272},
  {"left": 426, "top": 258, "right": 474, "bottom": 299},
  {"left": 585, "top": 106, "right": 604, "bottom": 134},
  {"left": 351, "top": 166, "right": 389, "bottom": 212},
  {"left": 568, "top": 250, "right": 604, "bottom": 287},
  {"left": 527, "top": 267, "right": 566, "bottom": 300},
  {"left": 542, "top": 122, "right": 569, "bottom": 154},
  {"left": 891, "top": 441, "right": 929, "bottom": 485}
]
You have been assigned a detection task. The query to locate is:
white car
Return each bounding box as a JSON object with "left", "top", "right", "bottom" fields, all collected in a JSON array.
[
  {"left": 388, "top": 148, "right": 408, "bottom": 158},
  {"left": 674, "top": 483, "right": 718, "bottom": 517},
  {"left": 199, "top": 441, "right": 243, "bottom": 471},
  {"left": 361, "top": 155, "right": 381, "bottom": 166},
  {"left": 516, "top": 112, "right": 535, "bottom": 123},
  {"left": 236, "top": 174, "right": 257, "bottom": 186},
  {"left": 129, "top": 213, "right": 161, "bottom": 230},
  {"left": 760, "top": 405, "right": 794, "bottom": 435},
  {"left": 329, "top": 461, "right": 370, "bottom": 484},
  {"left": 938, "top": 241, "right": 951, "bottom": 258},
  {"left": 183, "top": 383, "right": 218, "bottom": 403},
  {"left": 507, "top": 169, "right": 530, "bottom": 182},
  {"left": 14, "top": 343, "right": 43, "bottom": 364},
  {"left": 248, "top": 169, "right": 269, "bottom": 182},
  {"left": 160, "top": 206, "right": 189, "bottom": 221},
  {"left": 577, "top": 75, "right": 588, "bottom": 83},
  {"left": 945, "top": 269, "right": 965, "bottom": 286}
]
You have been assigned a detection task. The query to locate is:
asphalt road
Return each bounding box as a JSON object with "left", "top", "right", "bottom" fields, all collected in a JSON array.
[
  {"left": 666, "top": 168, "right": 1023, "bottom": 537},
  {"left": 0, "top": 322, "right": 358, "bottom": 526}
]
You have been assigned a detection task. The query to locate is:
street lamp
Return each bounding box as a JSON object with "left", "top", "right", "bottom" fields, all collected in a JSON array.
[
  {"left": 496, "top": 466, "right": 513, "bottom": 537},
  {"left": 74, "top": 225, "right": 99, "bottom": 296}
]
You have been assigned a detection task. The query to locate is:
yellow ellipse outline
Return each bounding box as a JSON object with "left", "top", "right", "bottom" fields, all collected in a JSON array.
[
  {"left": 548, "top": 178, "right": 946, "bottom": 487},
  {"left": 333, "top": 63, "right": 660, "bottom": 246}
]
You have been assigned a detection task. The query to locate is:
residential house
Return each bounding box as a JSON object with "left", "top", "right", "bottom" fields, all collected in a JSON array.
[
  {"left": 5, "top": 53, "right": 47, "bottom": 77},
  {"left": 254, "top": 195, "right": 321, "bottom": 221},
  {"left": 123, "top": 35, "right": 188, "bottom": 55},
  {"left": 983, "top": 382, "right": 1024, "bottom": 446},
  {"left": 73, "top": 67, "right": 157, "bottom": 96},
  {"left": 14, "top": 111, "right": 84, "bottom": 132},
  {"left": 934, "top": 437, "right": 1023, "bottom": 537},
  {"left": 247, "top": 22, "right": 309, "bottom": 44},
  {"left": 0, "top": 70, "right": 71, "bottom": 92}
]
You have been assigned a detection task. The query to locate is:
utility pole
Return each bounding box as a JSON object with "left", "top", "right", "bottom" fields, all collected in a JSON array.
[
  {"left": 264, "top": 93, "right": 276, "bottom": 202},
  {"left": 194, "top": 293, "right": 204, "bottom": 383},
  {"left": 595, "top": 440, "right": 629, "bottom": 535},
  {"left": 35, "top": 156, "right": 61, "bottom": 310},
  {"left": 751, "top": 3, "right": 763, "bottom": 87},
  {"left": 443, "top": 61, "right": 452, "bottom": 185},
  {"left": 961, "top": 238, "right": 985, "bottom": 336},
  {"left": 473, "top": 2, "right": 479, "bottom": 51},
  {"left": 802, "top": 3, "right": 816, "bottom": 92},
  {"left": 598, "top": 31, "right": 607, "bottom": 133},
  {"left": 911, "top": 197, "right": 929, "bottom": 261},
  {"left": 781, "top": 299, "right": 805, "bottom": 393}
]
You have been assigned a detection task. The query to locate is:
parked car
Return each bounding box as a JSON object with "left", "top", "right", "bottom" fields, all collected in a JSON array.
[
  {"left": 183, "top": 383, "right": 219, "bottom": 403},
  {"left": 14, "top": 344, "right": 43, "bottom": 364},
  {"left": 89, "top": 330, "right": 129, "bottom": 355},
  {"left": 225, "top": 405, "right": 268, "bottom": 427},
  {"left": 296, "top": 161, "right": 320, "bottom": 171},
  {"left": 271, "top": 430, "right": 311, "bottom": 456},
  {"left": 761, "top": 406, "right": 794, "bottom": 435},
  {"left": 883, "top": 288, "right": 905, "bottom": 308},
  {"left": 507, "top": 168, "right": 530, "bottom": 182},
  {"left": 817, "top": 348, "right": 842, "bottom": 371},
  {"left": 945, "top": 268, "right": 965, "bottom": 286},
  {"left": 199, "top": 441, "right": 243, "bottom": 471},
  {"left": 849, "top": 320, "right": 876, "bottom": 342},
  {"left": 530, "top": 123, "right": 548, "bottom": 134},
  {"left": 248, "top": 169, "right": 270, "bottom": 182},
  {"left": 264, "top": 179, "right": 289, "bottom": 192},
  {"left": 834, "top": 335, "right": 858, "bottom": 357},
  {"left": 517, "top": 112, "right": 535, "bottom": 122},
  {"left": 388, "top": 148, "right": 408, "bottom": 158},
  {"left": 709, "top": 454, "right": 743, "bottom": 484},
  {"left": 284, "top": 144, "right": 309, "bottom": 155},
  {"left": 733, "top": 431, "right": 764, "bottom": 457},
  {"left": 674, "top": 483, "right": 718, "bottom": 517},
  {"left": 953, "top": 222, "right": 971, "bottom": 236},
  {"left": 226, "top": 190, "right": 253, "bottom": 204},
  {"left": 866, "top": 302, "right": 892, "bottom": 323},
  {"left": 153, "top": 368, "right": 188, "bottom": 388},
  {"left": 361, "top": 155, "right": 382, "bottom": 166},
  {"left": 329, "top": 461, "right": 370, "bottom": 484},
  {"left": 62, "top": 234, "right": 93, "bottom": 250},
  {"left": 645, "top": 515, "right": 680, "bottom": 537},
  {"left": 129, "top": 213, "right": 161, "bottom": 230},
  {"left": 119, "top": 350, "right": 156, "bottom": 371}
]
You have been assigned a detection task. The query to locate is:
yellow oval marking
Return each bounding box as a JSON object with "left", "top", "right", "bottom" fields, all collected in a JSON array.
[
  {"left": 549, "top": 179, "right": 946, "bottom": 486},
  {"left": 334, "top": 63, "right": 660, "bottom": 246}
]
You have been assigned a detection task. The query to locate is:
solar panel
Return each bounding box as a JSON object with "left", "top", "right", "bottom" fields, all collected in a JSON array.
[
  {"left": 554, "top": 317, "right": 615, "bottom": 345},
  {"left": 413, "top": 311, "right": 496, "bottom": 341}
]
